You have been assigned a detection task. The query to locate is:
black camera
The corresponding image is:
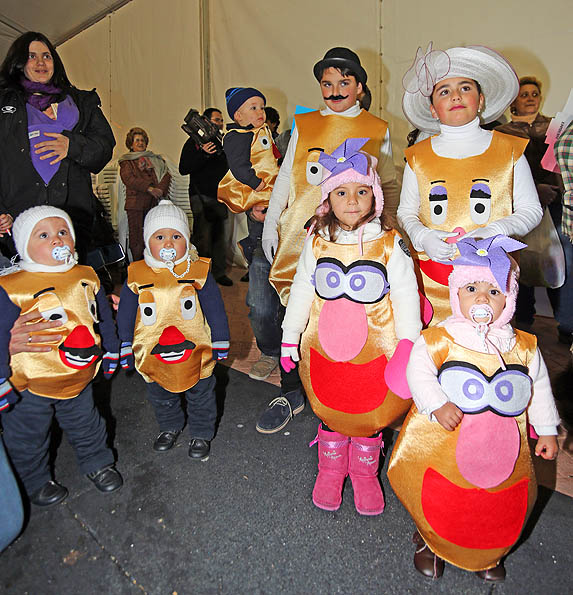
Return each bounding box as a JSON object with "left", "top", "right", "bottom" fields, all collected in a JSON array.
[{"left": 181, "top": 109, "right": 223, "bottom": 154}]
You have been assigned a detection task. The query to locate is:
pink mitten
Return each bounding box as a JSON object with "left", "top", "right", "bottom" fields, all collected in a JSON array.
[
  {"left": 384, "top": 339, "right": 414, "bottom": 400},
  {"left": 280, "top": 343, "right": 299, "bottom": 372}
]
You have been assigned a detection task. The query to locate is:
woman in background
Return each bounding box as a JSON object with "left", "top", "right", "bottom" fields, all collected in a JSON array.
[{"left": 119, "top": 127, "right": 171, "bottom": 261}]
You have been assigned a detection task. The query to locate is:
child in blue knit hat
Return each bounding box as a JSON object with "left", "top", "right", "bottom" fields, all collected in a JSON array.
[{"left": 218, "top": 86, "right": 279, "bottom": 216}]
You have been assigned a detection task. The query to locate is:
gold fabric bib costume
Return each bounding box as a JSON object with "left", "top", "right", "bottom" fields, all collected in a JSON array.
[
  {"left": 405, "top": 131, "right": 528, "bottom": 325},
  {"left": 2, "top": 266, "right": 103, "bottom": 399},
  {"left": 299, "top": 230, "right": 411, "bottom": 437},
  {"left": 218, "top": 123, "right": 278, "bottom": 213},
  {"left": 270, "top": 110, "right": 388, "bottom": 306},
  {"left": 387, "top": 326, "right": 538, "bottom": 571},
  {"left": 127, "top": 258, "right": 215, "bottom": 392}
]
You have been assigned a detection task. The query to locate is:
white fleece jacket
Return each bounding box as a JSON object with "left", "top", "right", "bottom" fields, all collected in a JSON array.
[
  {"left": 282, "top": 220, "right": 422, "bottom": 346},
  {"left": 407, "top": 317, "right": 560, "bottom": 436}
]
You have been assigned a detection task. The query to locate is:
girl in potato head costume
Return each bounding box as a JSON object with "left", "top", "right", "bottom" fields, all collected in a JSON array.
[
  {"left": 397, "top": 43, "right": 543, "bottom": 325},
  {"left": 280, "top": 138, "right": 422, "bottom": 516},
  {"left": 387, "top": 235, "right": 560, "bottom": 582}
]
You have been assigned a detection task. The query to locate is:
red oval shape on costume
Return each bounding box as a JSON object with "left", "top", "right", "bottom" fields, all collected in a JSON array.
[
  {"left": 309, "top": 347, "right": 388, "bottom": 414},
  {"left": 421, "top": 467, "right": 528, "bottom": 550}
]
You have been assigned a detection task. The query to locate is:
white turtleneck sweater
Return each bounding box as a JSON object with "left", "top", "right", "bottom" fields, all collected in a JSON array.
[
  {"left": 397, "top": 118, "right": 543, "bottom": 251},
  {"left": 263, "top": 102, "right": 400, "bottom": 244},
  {"left": 281, "top": 220, "right": 422, "bottom": 346}
]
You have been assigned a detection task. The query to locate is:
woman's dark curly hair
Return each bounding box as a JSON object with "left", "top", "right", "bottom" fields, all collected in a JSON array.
[
  {"left": 0, "top": 32, "right": 72, "bottom": 91},
  {"left": 125, "top": 127, "right": 149, "bottom": 151}
]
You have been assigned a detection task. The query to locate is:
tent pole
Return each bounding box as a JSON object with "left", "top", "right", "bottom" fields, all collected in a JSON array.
[{"left": 199, "top": 0, "right": 211, "bottom": 111}]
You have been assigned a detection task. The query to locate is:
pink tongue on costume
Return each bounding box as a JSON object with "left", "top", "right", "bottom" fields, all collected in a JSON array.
[
  {"left": 455, "top": 410, "right": 520, "bottom": 489},
  {"left": 318, "top": 299, "right": 368, "bottom": 362}
]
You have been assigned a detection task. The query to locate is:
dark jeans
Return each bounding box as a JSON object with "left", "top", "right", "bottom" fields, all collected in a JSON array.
[
  {"left": 1, "top": 384, "right": 114, "bottom": 496},
  {"left": 190, "top": 194, "right": 228, "bottom": 279},
  {"left": 245, "top": 217, "right": 302, "bottom": 394},
  {"left": 146, "top": 374, "right": 217, "bottom": 440},
  {"left": 516, "top": 203, "right": 573, "bottom": 334},
  {"left": 0, "top": 438, "right": 23, "bottom": 552}
]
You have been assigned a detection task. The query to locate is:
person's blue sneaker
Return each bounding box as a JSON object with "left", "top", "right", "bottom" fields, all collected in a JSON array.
[{"left": 256, "top": 388, "right": 305, "bottom": 434}]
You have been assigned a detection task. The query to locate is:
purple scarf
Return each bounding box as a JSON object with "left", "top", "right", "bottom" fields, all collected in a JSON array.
[{"left": 20, "top": 77, "right": 63, "bottom": 112}]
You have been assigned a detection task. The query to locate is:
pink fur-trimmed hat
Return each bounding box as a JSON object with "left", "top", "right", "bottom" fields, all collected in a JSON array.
[
  {"left": 316, "top": 138, "right": 384, "bottom": 218},
  {"left": 448, "top": 235, "right": 526, "bottom": 328}
]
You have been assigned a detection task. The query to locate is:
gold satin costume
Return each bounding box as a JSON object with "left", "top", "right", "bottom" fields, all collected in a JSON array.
[
  {"left": 218, "top": 123, "right": 278, "bottom": 213},
  {"left": 3, "top": 266, "right": 103, "bottom": 399},
  {"left": 127, "top": 258, "right": 215, "bottom": 393},
  {"left": 387, "top": 327, "right": 538, "bottom": 571},
  {"left": 299, "top": 231, "right": 411, "bottom": 437},
  {"left": 405, "top": 131, "right": 528, "bottom": 324},
  {"left": 270, "top": 110, "right": 388, "bottom": 306}
]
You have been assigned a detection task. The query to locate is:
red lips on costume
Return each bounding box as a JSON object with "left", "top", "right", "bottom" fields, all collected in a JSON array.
[
  {"left": 309, "top": 348, "right": 388, "bottom": 414},
  {"left": 421, "top": 467, "right": 529, "bottom": 549},
  {"left": 418, "top": 227, "right": 466, "bottom": 286},
  {"left": 58, "top": 325, "right": 101, "bottom": 369},
  {"left": 151, "top": 325, "right": 195, "bottom": 364}
]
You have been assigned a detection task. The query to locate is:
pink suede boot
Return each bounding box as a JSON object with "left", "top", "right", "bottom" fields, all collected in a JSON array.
[
  {"left": 310, "top": 424, "right": 350, "bottom": 511},
  {"left": 348, "top": 435, "right": 384, "bottom": 515}
]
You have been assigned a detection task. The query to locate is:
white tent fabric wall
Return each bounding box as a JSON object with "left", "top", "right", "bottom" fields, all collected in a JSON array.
[{"left": 57, "top": 0, "right": 572, "bottom": 179}]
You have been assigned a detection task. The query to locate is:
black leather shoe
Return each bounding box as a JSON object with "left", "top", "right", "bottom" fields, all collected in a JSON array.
[
  {"left": 215, "top": 275, "right": 233, "bottom": 287},
  {"left": 153, "top": 430, "right": 180, "bottom": 452},
  {"left": 30, "top": 480, "right": 68, "bottom": 507},
  {"left": 475, "top": 562, "right": 506, "bottom": 582},
  {"left": 87, "top": 466, "right": 123, "bottom": 493},
  {"left": 189, "top": 438, "right": 210, "bottom": 461}
]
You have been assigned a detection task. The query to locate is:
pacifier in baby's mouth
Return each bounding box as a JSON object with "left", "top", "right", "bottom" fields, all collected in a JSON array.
[
  {"left": 51, "top": 245, "right": 73, "bottom": 262},
  {"left": 159, "top": 247, "right": 177, "bottom": 262},
  {"left": 469, "top": 304, "right": 494, "bottom": 325}
]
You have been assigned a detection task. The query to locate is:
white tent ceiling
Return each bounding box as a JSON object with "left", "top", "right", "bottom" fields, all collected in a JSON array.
[{"left": 0, "top": 0, "right": 132, "bottom": 59}]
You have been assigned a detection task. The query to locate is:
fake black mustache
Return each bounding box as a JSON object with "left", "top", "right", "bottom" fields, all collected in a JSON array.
[{"left": 324, "top": 94, "right": 348, "bottom": 101}]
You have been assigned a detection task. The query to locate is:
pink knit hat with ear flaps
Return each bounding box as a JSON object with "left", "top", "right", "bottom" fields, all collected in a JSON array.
[
  {"left": 316, "top": 138, "right": 384, "bottom": 219},
  {"left": 448, "top": 235, "right": 526, "bottom": 328}
]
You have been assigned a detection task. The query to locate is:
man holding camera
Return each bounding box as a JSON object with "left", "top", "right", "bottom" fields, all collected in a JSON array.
[{"left": 179, "top": 108, "right": 233, "bottom": 286}]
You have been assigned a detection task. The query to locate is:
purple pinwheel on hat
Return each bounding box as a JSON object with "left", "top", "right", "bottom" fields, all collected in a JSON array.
[
  {"left": 318, "top": 138, "right": 370, "bottom": 183},
  {"left": 315, "top": 137, "right": 385, "bottom": 220},
  {"left": 454, "top": 235, "right": 527, "bottom": 290}
]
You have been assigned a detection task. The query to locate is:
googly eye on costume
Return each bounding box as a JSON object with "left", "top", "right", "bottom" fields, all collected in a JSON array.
[
  {"left": 469, "top": 182, "right": 492, "bottom": 224},
  {"left": 36, "top": 291, "right": 69, "bottom": 324},
  {"left": 428, "top": 184, "right": 448, "bottom": 225},
  {"left": 159, "top": 247, "right": 177, "bottom": 261},
  {"left": 180, "top": 295, "right": 196, "bottom": 320},
  {"left": 82, "top": 283, "right": 99, "bottom": 323},
  {"left": 438, "top": 361, "right": 532, "bottom": 417},
  {"left": 52, "top": 245, "right": 73, "bottom": 262},
  {"left": 258, "top": 134, "right": 271, "bottom": 149},
  {"left": 138, "top": 290, "right": 157, "bottom": 326},
  {"left": 469, "top": 304, "right": 493, "bottom": 324},
  {"left": 306, "top": 161, "right": 324, "bottom": 185},
  {"left": 313, "top": 258, "right": 389, "bottom": 304}
]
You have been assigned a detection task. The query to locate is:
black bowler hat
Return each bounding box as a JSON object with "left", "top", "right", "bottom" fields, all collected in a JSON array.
[{"left": 313, "top": 47, "right": 367, "bottom": 85}]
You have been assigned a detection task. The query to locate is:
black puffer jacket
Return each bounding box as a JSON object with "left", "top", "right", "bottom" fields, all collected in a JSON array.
[{"left": 0, "top": 86, "right": 115, "bottom": 255}]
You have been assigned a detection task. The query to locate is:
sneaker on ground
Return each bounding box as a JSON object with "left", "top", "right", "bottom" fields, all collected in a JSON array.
[
  {"left": 248, "top": 354, "right": 279, "bottom": 381},
  {"left": 256, "top": 388, "right": 305, "bottom": 434}
]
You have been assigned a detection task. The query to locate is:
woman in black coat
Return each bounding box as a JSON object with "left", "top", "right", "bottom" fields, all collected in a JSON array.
[{"left": 0, "top": 31, "right": 115, "bottom": 260}]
